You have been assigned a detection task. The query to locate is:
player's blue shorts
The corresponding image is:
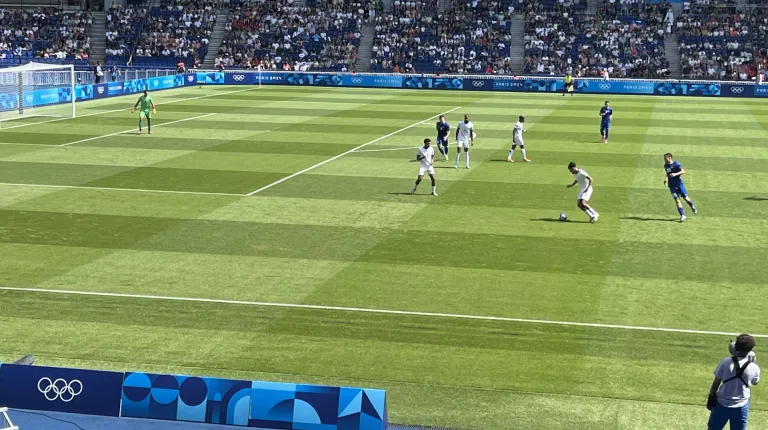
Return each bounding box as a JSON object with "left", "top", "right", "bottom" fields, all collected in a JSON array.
[
  {"left": 600, "top": 122, "right": 611, "bottom": 132},
  {"left": 708, "top": 401, "right": 749, "bottom": 430},
  {"left": 437, "top": 136, "right": 449, "bottom": 146},
  {"left": 669, "top": 184, "right": 687, "bottom": 199}
]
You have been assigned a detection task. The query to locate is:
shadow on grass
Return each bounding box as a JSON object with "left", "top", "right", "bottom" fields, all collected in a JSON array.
[
  {"left": 621, "top": 216, "right": 679, "bottom": 223},
  {"left": 744, "top": 196, "right": 768, "bottom": 201},
  {"left": 530, "top": 218, "right": 590, "bottom": 224}
]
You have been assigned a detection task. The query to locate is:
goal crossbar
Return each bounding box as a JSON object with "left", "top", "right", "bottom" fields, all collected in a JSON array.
[{"left": 0, "top": 62, "right": 76, "bottom": 127}]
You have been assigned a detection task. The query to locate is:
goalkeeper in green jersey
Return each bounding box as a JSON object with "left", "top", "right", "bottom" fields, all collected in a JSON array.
[{"left": 131, "top": 90, "right": 156, "bottom": 135}]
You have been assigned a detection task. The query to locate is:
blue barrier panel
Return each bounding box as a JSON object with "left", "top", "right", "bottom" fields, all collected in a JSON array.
[
  {"left": 341, "top": 74, "right": 402, "bottom": 88},
  {"left": 92, "top": 83, "right": 108, "bottom": 99},
  {"left": 463, "top": 78, "right": 494, "bottom": 91},
  {"left": 753, "top": 85, "right": 768, "bottom": 97},
  {"left": 402, "top": 76, "right": 463, "bottom": 90},
  {"left": 720, "top": 83, "right": 754, "bottom": 97},
  {"left": 196, "top": 71, "right": 225, "bottom": 85},
  {"left": 248, "top": 381, "right": 386, "bottom": 430},
  {"left": 493, "top": 78, "right": 526, "bottom": 92},
  {"left": 0, "top": 363, "right": 122, "bottom": 416},
  {"left": 580, "top": 80, "right": 655, "bottom": 95},
  {"left": 653, "top": 82, "right": 721, "bottom": 96},
  {"left": 121, "top": 372, "right": 251, "bottom": 426}
]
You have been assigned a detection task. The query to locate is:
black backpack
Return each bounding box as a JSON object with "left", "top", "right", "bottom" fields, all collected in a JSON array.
[{"left": 723, "top": 356, "right": 752, "bottom": 388}]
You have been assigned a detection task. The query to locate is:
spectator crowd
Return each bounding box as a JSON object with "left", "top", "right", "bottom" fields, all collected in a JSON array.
[
  {"left": 217, "top": 0, "right": 365, "bottom": 71},
  {"left": 106, "top": 4, "right": 144, "bottom": 59},
  {"left": 0, "top": 8, "right": 92, "bottom": 61}
]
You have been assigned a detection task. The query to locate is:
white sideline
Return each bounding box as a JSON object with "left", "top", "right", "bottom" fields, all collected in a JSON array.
[
  {"left": 0, "top": 87, "right": 258, "bottom": 131},
  {"left": 245, "top": 106, "right": 462, "bottom": 196},
  {"left": 58, "top": 113, "right": 218, "bottom": 147},
  {"left": 0, "top": 182, "right": 245, "bottom": 197},
  {"left": 0, "top": 286, "right": 762, "bottom": 338},
  {"left": 354, "top": 147, "right": 419, "bottom": 153}
]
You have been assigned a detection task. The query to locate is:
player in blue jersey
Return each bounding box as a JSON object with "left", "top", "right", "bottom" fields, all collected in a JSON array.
[
  {"left": 664, "top": 153, "right": 697, "bottom": 222},
  {"left": 599, "top": 101, "right": 612, "bottom": 144},
  {"left": 435, "top": 115, "right": 450, "bottom": 160}
]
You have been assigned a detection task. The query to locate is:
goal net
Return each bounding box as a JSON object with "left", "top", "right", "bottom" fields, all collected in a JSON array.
[{"left": 0, "top": 62, "right": 75, "bottom": 126}]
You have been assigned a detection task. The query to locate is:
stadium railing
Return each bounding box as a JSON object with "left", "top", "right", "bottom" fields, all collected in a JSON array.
[{"left": 0, "top": 407, "right": 17, "bottom": 430}]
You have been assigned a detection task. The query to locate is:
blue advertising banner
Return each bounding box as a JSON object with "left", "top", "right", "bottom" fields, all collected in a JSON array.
[
  {"left": 402, "top": 76, "right": 463, "bottom": 90},
  {"left": 580, "top": 80, "right": 655, "bottom": 95},
  {"left": 463, "top": 78, "right": 494, "bottom": 91},
  {"left": 248, "top": 381, "right": 386, "bottom": 430},
  {"left": 122, "top": 372, "right": 251, "bottom": 426},
  {"left": 752, "top": 85, "right": 768, "bottom": 97},
  {"left": 341, "top": 74, "right": 402, "bottom": 88},
  {"left": 493, "top": 78, "right": 526, "bottom": 92},
  {"left": 0, "top": 363, "right": 122, "bottom": 416},
  {"left": 654, "top": 82, "right": 721, "bottom": 96},
  {"left": 92, "top": 83, "right": 108, "bottom": 99},
  {"left": 225, "top": 72, "right": 254, "bottom": 85},
  {"left": 76, "top": 84, "right": 93, "bottom": 101},
  {"left": 196, "top": 71, "right": 225, "bottom": 85},
  {"left": 524, "top": 78, "right": 558, "bottom": 92},
  {"left": 720, "top": 83, "right": 754, "bottom": 97}
]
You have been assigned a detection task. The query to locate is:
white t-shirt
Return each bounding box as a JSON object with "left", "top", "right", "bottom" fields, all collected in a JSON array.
[
  {"left": 715, "top": 356, "right": 760, "bottom": 408},
  {"left": 574, "top": 169, "right": 591, "bottom": 192},
  {"left": 457, "top": 121, "right": 474, "bottom": 141},
  {"left": 417, "top": 145, "right": 434, "bottom": 169},
  {"left": 513, "top": 121, "right": 524, "bottom": 143}
]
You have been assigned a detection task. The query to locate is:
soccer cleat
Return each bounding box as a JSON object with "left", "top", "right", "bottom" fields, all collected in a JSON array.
[
  {"left": 680, "top": 215, "right": 687, "bottom": 222},
  {"left": 692, "top": 206, "right": 698, "bottom": 214},
  {"left": 453, "top": 164, "right": 458, "bottom": 169},
  {"left": 137, "top": 130, "right": 142, "bottom": 135},
  {"left": 522, "top": 158, "right": 531, "bottom": 162},
  {"left": 507, "top": 157, "right": 513, "bottom": 162},
  {"left": 600, "top": 137, "right": 604, "bottom": 143},
  {"left": 148, "top": 130, "right": 152, "bottom": 134},
  {"left": 431, "top": 192, "right": 438, "bottom": 196},
  {"left": 589, "top": 214, "right": 599, "bottom": 223},
  {"left": 604, "top": 140, "right": 608, "bottom": 144},
  {"left": 465, "top": 166, "right": 470, "bottom": 169}
]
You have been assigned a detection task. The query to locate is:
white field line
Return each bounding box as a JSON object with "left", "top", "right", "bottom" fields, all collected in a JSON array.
[
  {"left": 354, "top": 147, "right": 419, "bottom": 153},
  {"left": 0, "top": 182, "right": 245, "bottom": 197},
  {"left": 1, "top": 86, "right": 259, "bottom": 131},
  {"left": 0, "top": 286, "right": 762, "bottom": 338},
  {"left": 245, "top": 106, "right": 462, "bottom": 196},
  {"left": 58, "top": 113, "right": 218, "bottom": 147}
]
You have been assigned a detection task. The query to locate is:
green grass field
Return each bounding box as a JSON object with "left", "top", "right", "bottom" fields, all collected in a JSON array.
[{"left": 0, "top": 86, "right": 767, "bottom": 430}]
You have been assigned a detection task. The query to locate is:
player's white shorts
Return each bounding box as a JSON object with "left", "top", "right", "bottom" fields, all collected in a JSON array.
[
  {"left": 578, "top": 186, "right": 593, "bottom": 201},
  {"left": 512, "top": 137, "right": 524, "bottom": 146},
  {"left": 457, "top": 139, "right": 470, "bottom": 149},
  {"left": 418, "top": 166, "right": 435, "bottom": 176}
]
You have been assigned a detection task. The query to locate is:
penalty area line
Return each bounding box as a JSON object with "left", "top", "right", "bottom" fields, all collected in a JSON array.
[
  {"left": 57, "top": 113, "right": 218, "bottom": 147},
  {"left": 245, "top": 106, "right": 462, "bottom": 196},
  {"left": 0, "top": 182, "right": 245, "bottom": 197},
  {"left": 354, "top": 147, "right": 419, "bottom": 153},
  {"left": 0, "top": 286, "right": 762, "bottom": 339}
]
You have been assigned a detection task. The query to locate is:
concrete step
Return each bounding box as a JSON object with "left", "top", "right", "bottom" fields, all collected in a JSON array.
[
  {"left": 509, "top": 14, "right": 525, "bottom": 74},
  {"left": 355, "top": 22, "right": 375, "bottom": 73},
  {"left": 90, "top": 11, "right": 107, "bottom": 63},
  {"left": 664, "top": 33, "right": 681, "bottom": 79},
  {"left": 203, "top": 12, "right": 230, "bottom": 68}
]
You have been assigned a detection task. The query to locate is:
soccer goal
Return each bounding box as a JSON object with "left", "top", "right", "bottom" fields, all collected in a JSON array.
[
  {"left": 0, "top": 62, "right": 76, "bottom": 127},
  {"left": 0, "top": 407, "right": 18, "bottom": 430}
]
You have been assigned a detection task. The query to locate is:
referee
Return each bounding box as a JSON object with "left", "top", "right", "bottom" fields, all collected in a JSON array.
[{"left": 563, "top": 73, "right": 574, "bottom": 96}]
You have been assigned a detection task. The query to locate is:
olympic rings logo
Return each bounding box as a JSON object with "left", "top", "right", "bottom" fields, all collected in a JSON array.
[
  {"left": 730, "top": 87, "right": 744, "bottom": 93},
  {"left": 598, "top": 83, "right": 611, "bottom": 90},
  {"left": 38, "top": 378, "right": 83, "bottom": 402},
  {"left": 232, "top": 75, "right": 245, "bottom": 81},
  {"left": 472, "top": 80, "right": 484, "bottom": 87},
  {"left": 351, "top": 77, "right": 363, "bottom": 83}
]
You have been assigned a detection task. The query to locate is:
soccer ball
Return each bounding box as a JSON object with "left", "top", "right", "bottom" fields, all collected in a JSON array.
[{"left": 559, "top": 212, "right": 568, "bottom": 221}]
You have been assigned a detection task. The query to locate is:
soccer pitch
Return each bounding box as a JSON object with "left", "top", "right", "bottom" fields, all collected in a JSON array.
[{"left": 0, "top": 86, "right": 767, "bottom": 430}]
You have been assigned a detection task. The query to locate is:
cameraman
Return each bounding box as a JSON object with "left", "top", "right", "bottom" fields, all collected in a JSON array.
[{"left": 707, "top": 334, "right": 760, "bottom": 430}]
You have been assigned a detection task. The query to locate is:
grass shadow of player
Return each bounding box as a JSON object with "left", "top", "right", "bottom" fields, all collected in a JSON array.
[
  {"left": 435, "top": 166, "right": 455, "bottom": 169},
  {"left": 530, "top": 218, "right": 590, "bottom": 224},
  {"left": 621, "top": 216, "right": 678, "bottom": 223},
  {"left": 744, "top": 196, "right": 768, "bottom": 201}
]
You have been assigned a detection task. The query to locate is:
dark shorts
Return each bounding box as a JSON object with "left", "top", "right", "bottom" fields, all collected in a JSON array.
[
  {"left": 437, "top": 136, "right": 449, "bottom": 145},
  {"left": 669, "top": 184, "right": 687, "bottom": 199},
  {"left": 708, "top": 401, "right": 749, "bottom": 430}
]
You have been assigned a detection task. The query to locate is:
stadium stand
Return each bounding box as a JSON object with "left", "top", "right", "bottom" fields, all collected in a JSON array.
[
  {"left": 132, "top": 0, "right": 217, "bottom": 67},
  {"left": 370, "top": 0, "right": 515, "bottom": 74},
  {"left": 0, "top": 8, "right": 91, "bottom": 66},
  {"left": 677, "top": 2, "right": 760, "bottom": 80},
  {"left": 217, "top": 0, "right": 363, "bottom": 71},
  {"left": 523, "top": 0, "right": 669, "bottom": 78},
  {"left": 105, "top": 4, "right": 145, "bottom": 66}
]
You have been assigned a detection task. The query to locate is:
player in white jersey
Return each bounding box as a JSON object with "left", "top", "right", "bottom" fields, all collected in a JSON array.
[
  {"left": 507, "top": 115, "right": 531, "bottom": 162},
  {"left": 454, "top": 114, "right": 474, "bottom": 169},
  {"left": 567, "top": 161, "right": 599, "bottom": 223},
  {"left": 412, "top": 138, "right": 438, "bottom": 196}
]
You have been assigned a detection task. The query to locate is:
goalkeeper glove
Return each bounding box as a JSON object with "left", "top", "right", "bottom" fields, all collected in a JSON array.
[{"left": 152, "top": 107, "right": 157, "bottom": 115}]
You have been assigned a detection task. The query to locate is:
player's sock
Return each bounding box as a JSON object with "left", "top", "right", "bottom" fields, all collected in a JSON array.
[
  {"left": 521, "top": 149, "right": 527, "bottom": 159},
  {"left": 431, "top": 185, "right": 436, "bottom": 194},
  {"left": 443, "top": 146, "right": 449, "bottom": 159},
  {"left": 585, "top": 208, "right": 595, "bottom": 217},
  {"left": 465, "top": 153, "right": 470, "bottom": 168},
  {"left": 138, "top": 120, "right": 142, "bottom": 131},
  {"left": 455, "top": 153, "right": 460, "bottom": 165},
  {"left": 437, "top": 146, "right": 445, "bottom": 157},
  {"left": 677, "top": 206, "right": 685, "bottom": 216},
  {"left": 147, "top": 118, "right": 151, "bottom": 132},
  {"left": 508, "top": 148, "right": 514, "bottom": 158},
  {"left": 604, "top": 130, "right": 609, "bottom": 141}
]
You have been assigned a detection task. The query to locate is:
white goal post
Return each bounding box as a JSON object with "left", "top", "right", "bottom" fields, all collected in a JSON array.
[{"left": 0, "top": 62, "right": 76, "bottom": 127}]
